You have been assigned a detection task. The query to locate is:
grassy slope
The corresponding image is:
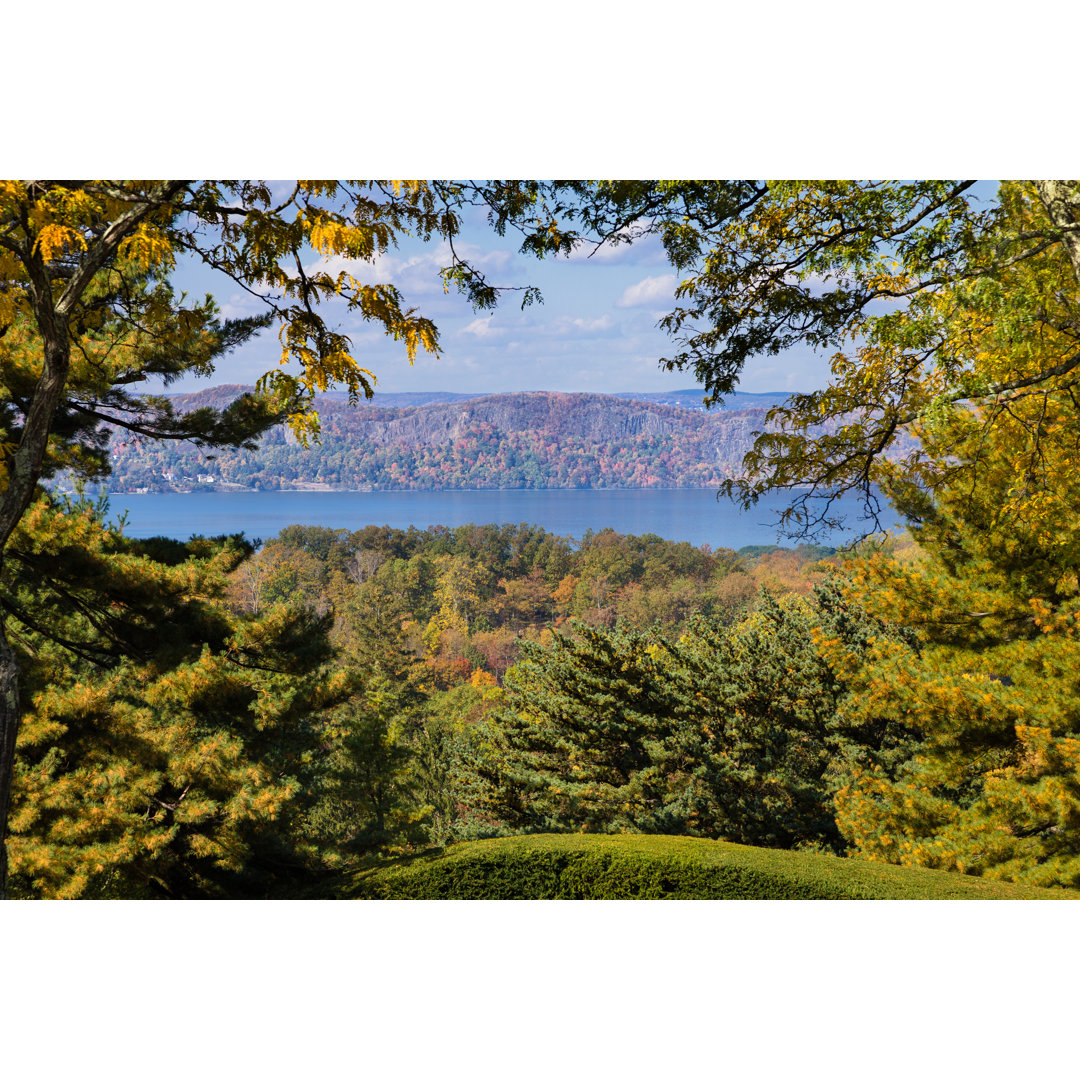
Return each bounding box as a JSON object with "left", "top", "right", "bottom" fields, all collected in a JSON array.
[{"left": 344, "top": 834, "right": 1071, "bottom": 900}]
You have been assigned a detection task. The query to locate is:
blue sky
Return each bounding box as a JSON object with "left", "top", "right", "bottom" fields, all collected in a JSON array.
[
  {"left": 160, "top": 192, "right": 829, "bottom": 400},
  {"left": 160, "top": 181, "right": 1003, "bottom": 401}
]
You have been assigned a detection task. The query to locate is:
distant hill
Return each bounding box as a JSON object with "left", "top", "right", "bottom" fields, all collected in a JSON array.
[
  {"left": 314, "top": 388, "right": 793, "bottom": 411},
  {"left": 321, "top": 390, "right": 481, "bottom": 408},
  {"left": 611, "top": 389, "right": 792, "bottom": 411},
  {"left": 95, "top": 387, "right": 828, "bottom": 493},
  {"left": 315, "top": 388, "right": 794, "bottom": 412}
]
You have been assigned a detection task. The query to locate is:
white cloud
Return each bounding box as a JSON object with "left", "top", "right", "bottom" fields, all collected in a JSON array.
[
  {"left": 217, "top": 293, "right": 265, "bottom": 321},
  {"left": 305, "top": 239, "right": 517, "bottom": 300},
  {"left": 216, "top": 281, "right": 282, "bottom": 322},
  {"left": 570, "top": 315, "right": 613, "bottom": 332},
  {"left": 460, "top": 316, "right": 504, "bottom": 339},
  {"left": 616, "top": 274, "right": 678, "bottom": 308},
  {"left": 543, "top": 314, "right": 614, "bottom": 337}
]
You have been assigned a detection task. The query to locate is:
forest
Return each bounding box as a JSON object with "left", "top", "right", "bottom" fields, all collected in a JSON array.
[
  {"left": 8, "top": 515, "right": 848, "bottom": 896},
  {"left": 3, "top": 180, "right": 1080, "bottom": 899},
  {"left": 93, "top": 389, "right": 778, "bottom": 493}
]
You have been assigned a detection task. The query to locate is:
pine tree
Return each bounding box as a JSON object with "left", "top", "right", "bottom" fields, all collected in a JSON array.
[
  {"left": 678, "top": 584, "right": 916, "bottom": 850},
  {"left": 5, "top": 496, "right": 349, "bottom": 898},
  {"left": 299, "top": 674, "right": 427, "bottom": 864},
  {"left": 832, "top": 187, "right": 1080, "bottom": 887},
  {"left": 482, "top": 582, "right": 914, "bottom": 849},
  {"left": 0, "top": 180, "right": 580, "bottom": 893},
  {"left": 484, "top": 621, "right": 711, "bottom": 834}
]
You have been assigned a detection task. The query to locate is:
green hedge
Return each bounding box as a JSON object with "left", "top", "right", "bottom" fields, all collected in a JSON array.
[{"left": 345, "top": 834, "right": 1071, "bottom": 900}]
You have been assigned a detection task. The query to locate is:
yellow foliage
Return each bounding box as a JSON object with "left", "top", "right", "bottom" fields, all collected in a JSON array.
[
  {"left": 33, "top": 223, "right": 87, "bottom": 262},
  {"left": 117, "top": 222, "right": 175, "bottom": 272}
]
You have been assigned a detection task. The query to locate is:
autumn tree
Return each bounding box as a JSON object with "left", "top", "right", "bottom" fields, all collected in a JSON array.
[
  {"left": 5, "top": 497, "right": 349, "bottom": 897},
  {"left": 8, "top": 178, "right": 1079, "bottom": 893},
  {"left": 826, "top": 190, "right": 1080, "bottom": 886},
  {"left": 0, "top": 179, "right": 579, "bottom": 896},
  {"left": 491, "top": 567, "right": 552, "bottom": 629},
  {"left": 425, "top": 554, "right": 488, "bottom": 642},
  {"left": 481, "top": 180, "right": 1080, "bottom": 534},
  {"left": 501, "top": 179, "right": 1080, "bottom": 875}
]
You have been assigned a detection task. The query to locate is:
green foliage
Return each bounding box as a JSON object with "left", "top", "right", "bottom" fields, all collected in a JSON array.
[
  {"left": 827, "top": 191, "right": 1080, "bottom": 888},
  {"left": 5, "top": 496, "right": 350, "bottom": 898},
  {"left": 196, "top": 520, "right": 856, "bottom": 877},
  {"left": 407, "top": 683, "right": 508, "bottom": 846},
  {"left": 685, "top": 583, "right": 917, "bottom": 849},
  {"left": 345, "top": 833, "right": 1068, "bottom": 900},
  {"left": 300, "top": 673, "right": 426, "bottom": 862},
  {"left": 13, "top": 179, "right": 1080, "bottom": 896},
  {"left": 485, "top": 619, "right": 714, "bottom": 835},
  {"left": 0, "top": 179, "right": 626, "bottom": 896},
  {"left": 479, "top": 579, "right": 916, "bottom": 851}
]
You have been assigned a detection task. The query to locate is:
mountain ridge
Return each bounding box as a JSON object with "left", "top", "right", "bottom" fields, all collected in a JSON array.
[
  {"left": 311, "top": 387, "right": 794, "bottom": 411},
  {"left": 96, "top": 387, "right": 824, "bottom": 493},
  {"left": 157, "top": 384, "right": 793, "bottom": 413}
]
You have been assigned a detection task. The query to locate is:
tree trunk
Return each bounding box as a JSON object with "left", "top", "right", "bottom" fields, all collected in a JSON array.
[
  {"left": 0, "top": 180, "right": 187, "bottom": 899},
  {"left": 1034, "top": 180, "right": 1080, "bottom": 285},
  {"left": 0, "top": 626, "right": 20, "bottom": 899},
  {"left": 0, "top": 335, "right": 71, "bottom": 899}
]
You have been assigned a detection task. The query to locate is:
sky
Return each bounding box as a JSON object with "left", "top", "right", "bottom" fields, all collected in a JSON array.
[{"left": 159, "top": 189, "right": 831, "bottom": 400}]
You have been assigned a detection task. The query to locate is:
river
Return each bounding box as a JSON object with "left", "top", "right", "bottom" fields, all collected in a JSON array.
[{"left": 102, "top": 487, "right": 899, "bottom": 549}]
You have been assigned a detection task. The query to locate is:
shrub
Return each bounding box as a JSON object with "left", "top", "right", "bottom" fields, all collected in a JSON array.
[{"left": 345, "top": 834, "right": 1069, "bottom": 900}]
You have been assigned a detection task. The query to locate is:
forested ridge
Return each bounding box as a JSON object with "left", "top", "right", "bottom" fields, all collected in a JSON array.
[{"left": 93, "top": 389, "right": 802, "bottom": 493}]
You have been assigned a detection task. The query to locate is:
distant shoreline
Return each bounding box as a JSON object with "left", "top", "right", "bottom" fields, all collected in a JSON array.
[{"left": 90, "top": 483, "right": 734, "bottom": 496}]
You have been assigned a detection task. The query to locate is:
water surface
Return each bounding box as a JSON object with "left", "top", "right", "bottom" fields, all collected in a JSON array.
[{"left": 105, "top": 488, "right": 899, "bottom": 548}]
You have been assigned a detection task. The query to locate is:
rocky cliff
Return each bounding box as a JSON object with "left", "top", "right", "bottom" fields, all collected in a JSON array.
[
  {"left": 301, "top": 391, "right": 778, "bottom": 471},
  {"left": 99, "top": 388, "right": 822, "bottom": 492}
]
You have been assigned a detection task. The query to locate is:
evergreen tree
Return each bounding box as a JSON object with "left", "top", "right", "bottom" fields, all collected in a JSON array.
[
  {"left": 0, "top": 179, "right": 581, "bottom": 894},
  {"left": 677, "top": 585, "right": 914, "bottom": 850},
  {"left": 482, "top": 583, "right": 914, "bottom": 849},
  {"left": 832, "top": 187, "right": 1080, "bottom": 887},
  {"left": 300, "top": 673, "right": 426, "bottom": 865},
  {"left": 486, "top": 620, "right": 715, "bottom": 835},
  {"left": 5, "top": 495, "right": 348, "bottom": 898}
]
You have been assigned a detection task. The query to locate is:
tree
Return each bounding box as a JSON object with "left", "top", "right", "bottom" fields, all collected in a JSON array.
[
  {"left": 7, "top": 178, "right": 1078, "bottom": 892},
  {"left": 408, "top": 681, "right": 506, "bottom": 846},
  {"left": 491, "top": 567, "right": 552, "bottom": 629},
  {"left": 485, "top": 180, "right": 1080, "bottom": 535},
  {"left": 425, "top": 553, "right": 488, "bottom": 643},
  {"left": 487, "top": 620, "right": 716, "bottom": 835},
  {"left": 5, "top": 498, "right": 349, "bottom": 897},
  {"left": 483, "top": 583, "right": 914, "bottom": 848},
  {"left": 0, "top": 179, "right": 574, "bottom": 895},
  {"left": 300, "top": 673, "right": 426, "bottom": 866},
  {"left": 826, "top": 207, "right": 1080, "bottom": 886},
  {"left": 540, "top": 180, "right": 1080, "bottom": 879}
]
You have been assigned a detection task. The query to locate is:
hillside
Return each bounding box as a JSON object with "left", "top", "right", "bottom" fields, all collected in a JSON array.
[
  {"left": 344, "top": 834, "right": 1070, "bottom": 900},
  {"left": 96, "top": 387, "right": 800, "bottom": 493}
]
